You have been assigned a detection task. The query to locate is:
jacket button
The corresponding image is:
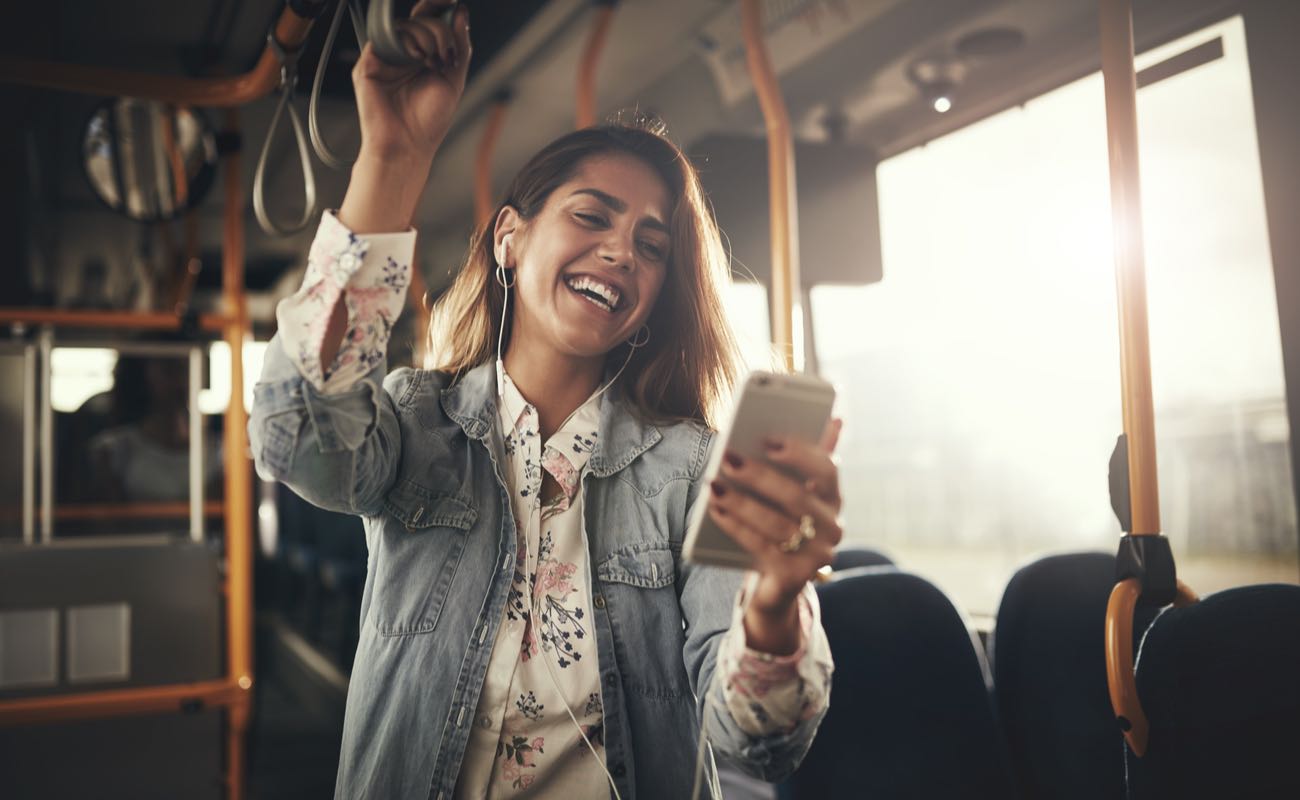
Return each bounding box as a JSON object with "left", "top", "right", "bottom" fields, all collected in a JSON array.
[
  {"left": 605, "top": 672, "right": 617, "bottom": 687},
  {"left": 593, "top": 593, "right": 606, "bottom": 609}
]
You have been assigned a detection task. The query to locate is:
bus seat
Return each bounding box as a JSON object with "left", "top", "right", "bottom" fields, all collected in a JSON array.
[
  {"left": 992, "top": 552, "right": 1158, "bottom": 800},
  {"left": 786, "top": 568, "right": 1015, "bottom": 799},
  {"left": 1125, "top": 583, "right": 1300, "bottom": 799},
  {"left": 831, "top": 547, "right": 895, "bottom": 571}
]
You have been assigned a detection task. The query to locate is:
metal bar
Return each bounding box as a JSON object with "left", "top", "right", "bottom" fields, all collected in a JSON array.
[
  {"left": 221, "top": 108, "right": 254, "bottom": 800},
  {"left": 22, "top": 344, "right": 36, "bottom": 545},
  {"left": 576, "top": 3, "right": 616, "bottom": 128},
  {"left": 48, "top": 341, "right": 208, "bottom": 358},
  {"left": 10, "top": 501, "right": 225, "bottom": 522},
  {"left": 1100, "top": 0, "right": 1160, "bottom": 535},
  {"left": 0, "top": 9, "right": 318, "bottom": 106},
  {"left": 38, "top": 327, "right": 53, "bottom": 544},
  {"left": 0, "top": 309, "right": 230, "bottom": 331},
  {"left": 475, "top": 98, "right": 510, "bottom": 229},
  {"left": 0, "top": 679, "right": 245, "bottom": 727},
  {"left": 740, "top": 0, "right": 801, "bottom": 373},
  {"left": 190, "top": 346, "right": 204, "bottom": 542},
  {"left": 1135, "top": 36, "right": 1223, "bottom": 89}
]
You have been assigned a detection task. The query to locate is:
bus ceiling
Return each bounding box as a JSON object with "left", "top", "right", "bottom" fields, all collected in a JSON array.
[{"left": 0, "top": 0, "right": 1274, "bottom": 310}]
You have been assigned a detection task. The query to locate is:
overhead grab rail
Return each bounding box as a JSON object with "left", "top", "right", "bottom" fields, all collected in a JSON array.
[
  {"left": 576, "top": 0, "right": 618, "bottom": 128},
  {"left": 252, "top": 30, "right": 320, "bottom": 235},
  {"left": 740, "top": 0, "right": 801, "bottom": 373},
  {"left": 309, "top": 0, "right": 368, "bottom": 170},
  {"left": 1097, "top": 0, "right": 1199, "bottom": 758}
]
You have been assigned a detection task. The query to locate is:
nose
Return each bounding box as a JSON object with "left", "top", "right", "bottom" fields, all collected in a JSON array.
[{"left": 596, "top": 230, "right": 635, "bottom": 270}]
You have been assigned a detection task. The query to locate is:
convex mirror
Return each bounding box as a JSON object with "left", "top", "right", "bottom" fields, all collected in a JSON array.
[{"left": 82, "top": 98, "right": 218, "bottom": 222}]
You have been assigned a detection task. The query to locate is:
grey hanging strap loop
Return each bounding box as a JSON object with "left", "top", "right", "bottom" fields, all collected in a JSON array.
[
  {"left": 309, "top": 0, "right": 367, "bottom": 170},
  {"left": 254, "top": 32, "right": 318, "bottom": 236}
]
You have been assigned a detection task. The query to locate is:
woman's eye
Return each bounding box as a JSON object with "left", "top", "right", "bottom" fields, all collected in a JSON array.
[
  {"left": 639, "top": 241, "right": 666, "bottom": 261},
  {"left": 575, "top": 212, "right": 607, "bottom": 226}
]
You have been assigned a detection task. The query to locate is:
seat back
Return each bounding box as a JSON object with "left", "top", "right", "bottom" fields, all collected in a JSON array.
[
  {"left": 788, "top": 568, "right": 1014, "bottom": 799},
  {"left": 831, "top": 546, "right": 895, "bottom": 571},
  {"left": 992, "top": 552, "right": 1157, "bottom": 800},
  {"left": 1125, "top": 583, "right": 1300, "bottom": 799}
]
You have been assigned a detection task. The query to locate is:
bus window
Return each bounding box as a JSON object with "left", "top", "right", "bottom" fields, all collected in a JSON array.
[
  {"left": 199, "top": 340, "right": 268, "bottom": 415},
  {"left": 725, "top": 280, "right": 778, "bottom": 373},
  {"left": 813, "top": 15, "right": 1297, "bottom": 617}
]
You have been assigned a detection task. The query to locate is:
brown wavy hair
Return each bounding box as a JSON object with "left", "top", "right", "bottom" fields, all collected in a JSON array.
[{"left": 426, "top": 122, "right": 741, "bottom": 429}]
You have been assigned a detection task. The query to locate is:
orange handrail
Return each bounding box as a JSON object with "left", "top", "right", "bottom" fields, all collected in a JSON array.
[
  {"left": 0, "top": 309, "right": 230, "bottom": 331},
  {"left": 0, "top": 9, "right": 317, "bottom": 107},
  {"left": 1098, "top": 0, "right": 1196, "bottom": 761},
  {"left": 740, "top": 0, "right": 801, "bottom": 372},
  {"left": 220, "top": 108, "right": 255, "bottom": 800},
  {"left": 1105, "top": 577, "right": 1198, "bottom": 755},
  {"left": 1100, "top": 0, "right": 1160, "bottom": 535},
  {"left": 0, "top": 501, "right": 226, "bottom": 523},
  {"left": 476, "top": 97, "right": 511, "bottom": 229},
  {"left": 0, "top": 678, "right": 247, "bottom": 727},
  {"left": 576, "top": 3, "right": 616, "bottom": 128}
]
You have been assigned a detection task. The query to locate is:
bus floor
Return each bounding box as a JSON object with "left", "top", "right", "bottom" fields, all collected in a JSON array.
[{"left": 247, "top": 614, "right": 345, "bottom": 799}]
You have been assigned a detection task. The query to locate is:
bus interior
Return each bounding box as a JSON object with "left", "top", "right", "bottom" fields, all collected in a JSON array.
[{"left": 1, "top": 0, "right": 1298, "bottom": 797}]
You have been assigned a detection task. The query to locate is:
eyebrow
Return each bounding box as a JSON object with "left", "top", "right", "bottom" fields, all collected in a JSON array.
[{"left": 571, "top": 188, "right": 670, "bottom": 235}]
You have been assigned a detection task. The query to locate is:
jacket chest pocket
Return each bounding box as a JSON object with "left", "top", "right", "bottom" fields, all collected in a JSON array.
[
  {"left": 371, "top": 479, "right": 477, "bottom": 637},
  {"left": 597, "top": 545, "right": 690, "bottom": 699}
]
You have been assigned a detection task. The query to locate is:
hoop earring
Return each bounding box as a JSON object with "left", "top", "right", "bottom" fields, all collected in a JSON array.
[
  {"left": 495, "top": 264, "right": 516, "bottom": 288},
  {"left": 626, "top": 324, "right": 651, "bottom": 349}
]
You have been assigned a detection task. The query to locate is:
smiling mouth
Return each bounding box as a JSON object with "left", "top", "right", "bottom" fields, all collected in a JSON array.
[{"left": 564, "top": 275, "right": 623, "bottom": 313}]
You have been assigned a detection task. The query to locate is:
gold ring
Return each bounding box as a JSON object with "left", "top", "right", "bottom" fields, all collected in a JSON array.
[
  {"left": 779, "top": 531, "right": 804, "bottom": 553},
  {"left": 799, "top": 514, "right": 817, "bottom": 542}
]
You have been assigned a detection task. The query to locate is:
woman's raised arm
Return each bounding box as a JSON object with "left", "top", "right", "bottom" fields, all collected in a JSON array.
[{"left": 249, "top": 3, "right": 472, "bottom": 516}]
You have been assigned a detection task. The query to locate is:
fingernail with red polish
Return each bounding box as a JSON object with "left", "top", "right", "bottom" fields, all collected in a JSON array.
[{"left": 724, "top": 451, "right": 743, "bottom": 469}]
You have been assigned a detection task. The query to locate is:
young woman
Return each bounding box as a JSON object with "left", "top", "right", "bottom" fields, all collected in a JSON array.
[{"left": 249, "top": 5, "right": 841, "bottom": 798}]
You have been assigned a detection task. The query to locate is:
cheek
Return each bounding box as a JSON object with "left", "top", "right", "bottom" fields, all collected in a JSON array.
[{"left": 640, "top": 270, "right": 669, "bottom": 316}]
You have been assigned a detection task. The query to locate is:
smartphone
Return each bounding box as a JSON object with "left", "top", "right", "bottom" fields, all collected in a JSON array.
[{"left": 683, "top": 370, "right": 836, "bottom": 569}]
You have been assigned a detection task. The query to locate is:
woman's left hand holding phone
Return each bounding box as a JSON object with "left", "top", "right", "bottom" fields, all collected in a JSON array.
[{"left": 706, "top": 418, "right": 844, "bottom": 655}]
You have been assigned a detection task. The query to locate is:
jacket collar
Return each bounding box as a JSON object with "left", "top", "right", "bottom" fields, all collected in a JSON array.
[{"left": 440, "top": 360, "right": 662, "bottom": 478}]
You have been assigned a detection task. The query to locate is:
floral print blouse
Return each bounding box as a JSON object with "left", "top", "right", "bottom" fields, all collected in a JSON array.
[{"left": 278, "top": 211, "right": 834, "bottom": 795}]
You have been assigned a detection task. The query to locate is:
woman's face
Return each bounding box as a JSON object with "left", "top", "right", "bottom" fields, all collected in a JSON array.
[{"left": 498, "top": 153, "right": 672, "bottom": 362}]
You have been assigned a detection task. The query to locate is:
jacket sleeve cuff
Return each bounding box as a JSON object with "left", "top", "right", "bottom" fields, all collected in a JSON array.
[
  {"left": 715, "top": 575, "right": 834, "bottom": 736},
  {"left": 275, "top": 210, "right": 416, "bottom": 395}
]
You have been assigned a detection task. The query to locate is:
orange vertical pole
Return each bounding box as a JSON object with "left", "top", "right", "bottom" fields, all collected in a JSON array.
[
  {"left": 475, "top": 97, "right": 510, "bottom": 229},
  {"left": 740, "top": 0, "right": 800, "bottom": 372},
  {"left": 221, "top": 108, "right": 254, "bottom": 800},
  {"left": 1100, "top": 0, "right": 1160, "bottom": 535},
  {"left": 576, "top": 3, "right": 616, "bottom": 128}
]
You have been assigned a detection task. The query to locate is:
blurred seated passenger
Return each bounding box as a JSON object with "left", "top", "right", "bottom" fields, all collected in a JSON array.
[{"left": 89, "top": 355, "right": 222, "bottom": 503}]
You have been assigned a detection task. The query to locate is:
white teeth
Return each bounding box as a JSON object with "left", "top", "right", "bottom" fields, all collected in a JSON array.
[{"left": 565, "top": 276, "right": 621, "bottom": 311}]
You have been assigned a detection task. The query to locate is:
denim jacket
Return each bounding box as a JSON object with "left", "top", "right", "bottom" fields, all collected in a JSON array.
[{"left": 249, "top": 338, "right": 826, "bottom": 798}]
